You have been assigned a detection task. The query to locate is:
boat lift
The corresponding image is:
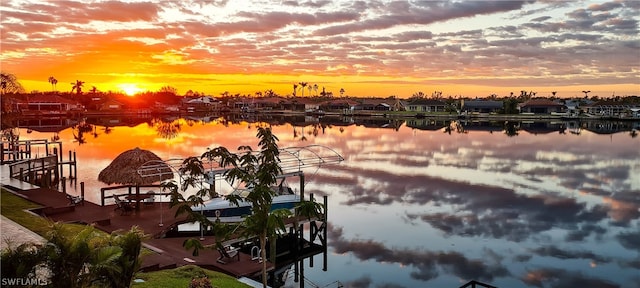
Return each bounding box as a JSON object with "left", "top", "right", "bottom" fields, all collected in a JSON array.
[{"left": 135, "top": 144, "right": 344, "bottom": 221}]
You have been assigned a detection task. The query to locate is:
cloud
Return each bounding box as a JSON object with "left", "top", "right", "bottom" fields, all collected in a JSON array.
[
  {"left": 616, "top": 230, "right": 640, "bottom": 252},
  {"left": 521, "top": 268, "right": 620, "bottom": 288},
  {"left": 530, "top": 245, "right": 612, "bottom": 263},
  {"left": 328, "top": 225, "right": 510, "bottom": 283},
  {"left": 315, "top": 1, "right": 534, "bottom": 36}
]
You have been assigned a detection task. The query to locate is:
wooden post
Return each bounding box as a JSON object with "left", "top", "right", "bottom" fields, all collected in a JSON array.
[
  {"left": 61, "top": 177, "right": 66, "bottom": 194},
  {"left": 73, "top": 151, "right": 77, "bottom": 179},
  {"left": 299, "top": 173, "right": 305, "bottom": 201},
  {"left": 58, "top": 143, "right": 63, "bottom": 162},
  {"left": 80, "top": 182, "right": 85, "bottom": 206},
  {"left": 300, "top": 256, "right": 305, "bottom": 288},
  {"left": 68, "top": 150, "right": 72, "bottom": 178},
  {"left": 323, "top": 195, "right": 328, "bottom": 271},
  {"left": 135, "top": 185, "right": 140, "bottom": 211},
  {"left": 101, "top": 188, "right": 105, "bottom": 206}
]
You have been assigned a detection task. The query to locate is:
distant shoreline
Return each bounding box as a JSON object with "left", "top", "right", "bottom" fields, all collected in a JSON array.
[{"left": 3, "top": 109, "right": 640, "bottom": 122}]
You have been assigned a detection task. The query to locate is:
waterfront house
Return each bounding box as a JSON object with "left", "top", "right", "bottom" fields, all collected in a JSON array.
[
  {"left": 460, "top": 99, "right": 503, "bottom": 114},
  {"left": 99, "top": 99, "right": 124, "bottom": 112},
  {"left": 253, "top": 97, "right": 283, "bottom": 111},
  {"left": 12, "top": 94, "right": 83, "bottom": 115},
  {"left": 517, "top": 99, "right": 565, "bottom": 114},
  {"left": 292, "top": 98, "right": 320, "bottom": 112},
  {"left": 405, "top": 118, "right": 449, "bottom": 130},
  {"left": 319, "top": 99, "right": 359, "bottom": 112},
  {"left": 353, "top": 99, "right": 394, "bottom": 111},
  {"left": 582, "top": 101, "right": 640, "bottom": 118},
  {"left": 184, "top": 96, "right": 219, "bottom": 112},
  {"left": 406, "top": 98, "right": 447, "bottom": 113}
]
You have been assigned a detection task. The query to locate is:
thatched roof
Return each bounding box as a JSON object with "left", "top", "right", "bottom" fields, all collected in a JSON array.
[{"left": 98, "top": 147, "right": 173, "bottom": 185}]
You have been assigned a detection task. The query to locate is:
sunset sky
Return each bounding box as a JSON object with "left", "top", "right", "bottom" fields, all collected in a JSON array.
[{"left": 1, "top": 0, "right": 639, "bottom": 98}]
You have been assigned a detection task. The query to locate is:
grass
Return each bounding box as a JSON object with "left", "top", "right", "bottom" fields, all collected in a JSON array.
[{"left": 131, "top": 265, "right": 251, "bottom": 288}]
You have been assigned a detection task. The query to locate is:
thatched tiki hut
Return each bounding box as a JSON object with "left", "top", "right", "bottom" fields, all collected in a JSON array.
[{"left": 98, "top": 147, "right": 173, "bottom": 210}]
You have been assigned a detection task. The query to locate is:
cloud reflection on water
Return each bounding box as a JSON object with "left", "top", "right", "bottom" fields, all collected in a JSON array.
[{"left": 17, "top": 118, "right": 639, "bottom": 287}]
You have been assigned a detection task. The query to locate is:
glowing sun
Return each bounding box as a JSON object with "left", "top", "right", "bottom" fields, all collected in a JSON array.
[{"left": 118, "top": 83, "right": 143, "bottom": 96}]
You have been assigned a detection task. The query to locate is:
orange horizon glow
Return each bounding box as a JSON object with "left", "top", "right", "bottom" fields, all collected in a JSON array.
[{"left": 1, "top": 1, "right": 638, "bottom": 98}]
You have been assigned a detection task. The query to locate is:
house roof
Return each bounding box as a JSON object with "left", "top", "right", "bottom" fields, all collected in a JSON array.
[
  {"left": 461, "top": 100, "right": 503, "bottom": 108},
  {"left": 585, "top": 101, "right": 638, "bottom": 108},
  {"left": 186, "top": 96, "right": 217, "bottom": 104},
  {"left": 254, "top": 97, "right": 283, "bottom": 104},
  {"left": 320, "top": 99, "right": 359, "bottom": 106},
  {"left": 518, "top": 98, "right": 564, "bottom": 108},
  {"left": 407, "top": 98, "right": 446, "bottom": 106},
  {"left": 18, "top": 94, "right": 80, "bottom": 105}
]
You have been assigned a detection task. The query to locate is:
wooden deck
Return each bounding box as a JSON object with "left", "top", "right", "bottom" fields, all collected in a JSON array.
[{"left": 1, "top": 185, "right": 275, "bottom": 277}]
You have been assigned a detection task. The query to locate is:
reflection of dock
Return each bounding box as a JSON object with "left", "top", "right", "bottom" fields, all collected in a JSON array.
[{"left": 2, "top": 139, "right": 78, "bottom": 187}]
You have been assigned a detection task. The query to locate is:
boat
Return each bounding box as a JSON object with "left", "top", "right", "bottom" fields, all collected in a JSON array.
[
  {"left": 184, "top": 145, "right": 345, "bottom": 223},
  {"left": 191, "top": 184, "right": 300, "bottom": 223}
]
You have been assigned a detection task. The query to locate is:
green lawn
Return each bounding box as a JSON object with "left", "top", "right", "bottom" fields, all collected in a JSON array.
[{"left": 131, "top": 265, "right": 251, "bottom": 288}]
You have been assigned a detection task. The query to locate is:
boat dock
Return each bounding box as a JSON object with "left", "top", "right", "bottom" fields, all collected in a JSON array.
[{"left": 1, "top": 169, "right": 327, "bottom": 281}]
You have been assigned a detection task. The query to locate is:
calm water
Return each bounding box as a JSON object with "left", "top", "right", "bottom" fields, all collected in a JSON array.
[{"left": 15, "top": 116, "right": 640, "bottom": 288}]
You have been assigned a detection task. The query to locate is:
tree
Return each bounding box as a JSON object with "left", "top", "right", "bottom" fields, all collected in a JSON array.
[
  {"left": 97, "top": 226, "right": 146, "bottom": 288},
  {"left": 0, "top": 72, "right": 25, "bottom": 94},
  {"left": 501, "top": 98, "right": 520, "bottom": 114},
  {"left": 313, "top": 84, "right": 318, "bottom": 96},
  {"left": 582, "top": 90, "right": 591, "bottom": 98},
  {"left": 1, "top": 242, "right": 44, "bottom": 281},
  {"left": 411, "top": 91, "right": 425, "bottom": 99},
  {"left": 264, "top": 89, "right": 277, "bottom": 97},
  {"left": 339, "top": 88, "right": 345, "bottom": 97},
  {"left": 71, "top": 80, "right": 85, "bottom": 95},
  {"left": 168, "top": 127, "right": 323, "bottom": 288},
  {"left": 48, "top": 76, "right": 58, "bottom": 91},
  {"left": 42, "top": 223, "right": 123, "bottom": 288},
  {"left": 503, "top": 121, "right": 520, "bottom": 137},
  {"left": 298, "top": 82, "right": 308, "bottom": 97},
  {"left": 1, "top": 223, "right": 145, "bottom": 288},
  {"left": 159, "top": 85, "right": 178, "bottom": 96},
  {"left": 292, "top": 84, "right": 298, "bottom": 97}
]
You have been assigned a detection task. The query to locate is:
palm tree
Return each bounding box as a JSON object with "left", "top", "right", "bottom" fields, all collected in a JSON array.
[
  {"left": 1, "top": 242, "right": 43, "bottom": 281},
  {"left": 298, "top": 82, "right": 308, "bottom": 97},
  {"left": 48, "top": 76, "right": 58, "bottom": 91},
  {"left": 292, "top": 84, "right": 298, "bottom": 97},
  {"left": 0, "top": 72, "right": 25, "bottom": 94},
  {"left": 307, "top": 85, "right": 312, "bottom": 97},
  {"left": 97, "top": 227, "right": 145, "bottom": 288},
  {"left": 339, "top": 88, "right": 345, "bottom": 97},
  {"left": 412, "top": 91, "right": 425, "bottom": 99},
  {"left": 42, "top": 223, "right": 123, "bottom": 288},
  {"left": 169, "top": 127, "right": 324, "bottom": 288},
  {"left": 582, "top": 90, "right": 591, "bottom": 98},
  {"left": 313, "top": 84, "right": 318, "bottom": 96},
  {"left": 71, "top": 80, "right": 85, "bottom": 95}
]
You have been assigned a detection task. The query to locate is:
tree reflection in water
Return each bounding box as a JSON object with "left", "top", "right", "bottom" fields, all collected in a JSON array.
[{"left": 151, "top": 118, "right": 181, "bottom": 139}]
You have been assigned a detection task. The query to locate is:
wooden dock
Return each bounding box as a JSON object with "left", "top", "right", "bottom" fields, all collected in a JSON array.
[{"left": 0, "top": 184, "right": 296, "bottom": 278}]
